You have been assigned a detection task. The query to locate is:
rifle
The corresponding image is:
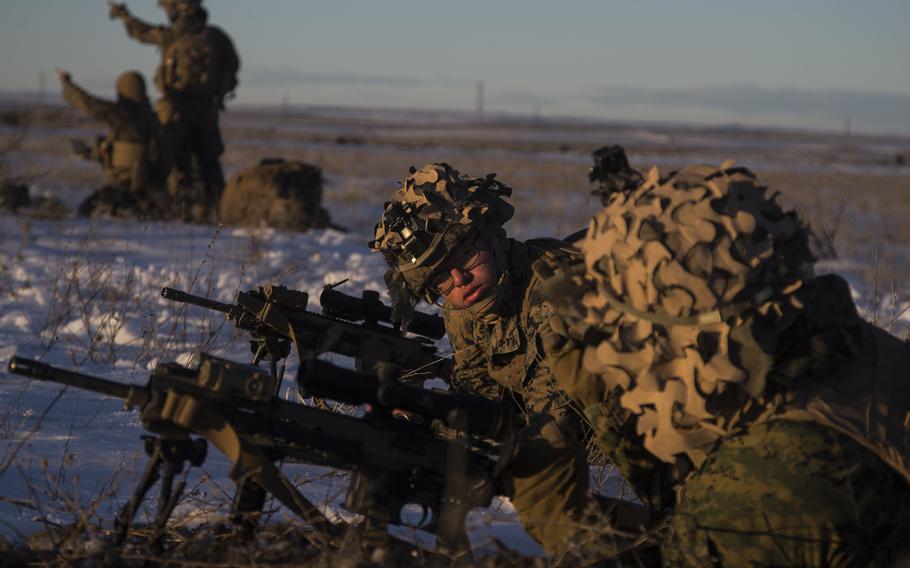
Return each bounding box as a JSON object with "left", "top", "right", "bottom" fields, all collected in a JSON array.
[
  {"left": 160, "top": 284, "right": 451, "bottom": 392},
  {"left": 7, "top": 354, "right": 509, "bottom": 560}
]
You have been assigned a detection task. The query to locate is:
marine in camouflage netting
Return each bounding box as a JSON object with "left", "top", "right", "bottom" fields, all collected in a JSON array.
[{"left": 542, "top": 158, "right": 910, "bottom": 565}]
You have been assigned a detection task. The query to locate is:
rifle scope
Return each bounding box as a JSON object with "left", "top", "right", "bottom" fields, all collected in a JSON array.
[
  {"left": 298, "top": 359, "right": 512, "bottom": 440},
  {"left": 320, "top": 288, "right": 445, "bottom": 340}
]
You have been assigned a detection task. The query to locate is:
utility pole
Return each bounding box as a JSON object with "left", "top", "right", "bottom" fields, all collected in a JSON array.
[
  {"left": 38, "top": 70, "right": 47, "bottom": 106},
  {"left": 476, "top": 80, "right": 484, "bottom": 120}
]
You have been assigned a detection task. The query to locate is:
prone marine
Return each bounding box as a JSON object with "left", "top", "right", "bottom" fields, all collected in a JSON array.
[
  {"left": 540, "top": 157, "right": 910, "bottom": 565},
  {"left": 369, "top": 163, "right": 603, "bottom": 555}
]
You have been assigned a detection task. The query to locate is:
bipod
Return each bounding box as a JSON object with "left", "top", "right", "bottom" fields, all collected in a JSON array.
[
  {"left": 229, "top": 479, "right": 268, "bottom": 541},
  {"left": 113, "top": 435, "right": 207, "bottom": 546},
  {"left": 250, "top": 335, "right": 290, "bottom": 395}
]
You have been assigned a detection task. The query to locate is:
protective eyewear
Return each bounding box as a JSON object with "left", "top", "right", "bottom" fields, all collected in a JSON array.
[{"left": 427, "top": 241, "right": 483, "bottom": 296}]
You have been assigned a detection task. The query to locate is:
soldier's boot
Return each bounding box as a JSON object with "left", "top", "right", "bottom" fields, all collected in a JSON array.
[
  {"left": 189, "top": 203, "right": 208, "bottom": 224},
  {"left": 68, "top": 139, "right": 92, "bottom": 161},
  {"left": 77, "top": 190, "right": 100, "bottom": 217},
  {"left": 79, "top": 185, "right": 140, "bottom": 218},
  {"left": 184, "top": 181, "right": 223, "bottom": 224},
  {"left": 0, "top": 183, "right": 30, "bottom": 212}
]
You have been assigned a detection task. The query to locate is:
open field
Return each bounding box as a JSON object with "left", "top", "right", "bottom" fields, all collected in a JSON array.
[{"left": 1, "top": 102, "right": 909, "bottom": 562}]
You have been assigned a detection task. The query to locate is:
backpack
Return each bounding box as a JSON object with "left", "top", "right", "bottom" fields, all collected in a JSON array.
[
  {"left": 207, "top": 26, "right": 240, "bottom": 101},
  {"left": 218, "top": 158, "right": 333, "bottom": 231},
  {"left": 161, "top": 27, "right": 238, "bottom": 98}
]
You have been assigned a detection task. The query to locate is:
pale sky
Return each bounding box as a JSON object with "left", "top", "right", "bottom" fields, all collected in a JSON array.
[{"left": 1, "top": 0, "right": 909, "bottom": 134}]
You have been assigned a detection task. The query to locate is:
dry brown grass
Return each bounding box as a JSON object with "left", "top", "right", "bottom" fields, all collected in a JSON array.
[
  {"left": 4, "top": 104, "right": 909, "bottom": 564},
  {"left": 29, "top": 104, "right": 910, "bottom": 258}
]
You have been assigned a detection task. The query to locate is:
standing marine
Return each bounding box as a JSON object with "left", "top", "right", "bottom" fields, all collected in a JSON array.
[
  {"left": 541, "top": 157, "right": 910, "bottom": 565},
  {"left": 57, "top": 68, "right": 165, "bottom": 217},
  {"left": 108, "top": 0, "right": 240, "bottom": 222}
]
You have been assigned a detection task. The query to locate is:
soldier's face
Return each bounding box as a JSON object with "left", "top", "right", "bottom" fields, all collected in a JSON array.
[
  {"left": 431, "top": 238, "right": 499, "bottom": 309},
  {"left": 161, "top": 4, "right": 180, "bottom": 22}
]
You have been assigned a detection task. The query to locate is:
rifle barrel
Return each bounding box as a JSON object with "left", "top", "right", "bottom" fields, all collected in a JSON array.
[
  {"left": 299, "top": 359, "right": 512, "bottom": 438},
  {"left": 161, "top": 287, "right": 233, "bottom": 314},
  {"left": 320, "top": 287, "right": 445, "bottom": 340},
  {"left": 7, "top": 357, "right": 136, "bottom": 400}
]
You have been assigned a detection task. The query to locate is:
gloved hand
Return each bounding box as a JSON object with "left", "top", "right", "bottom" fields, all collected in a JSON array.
[
  {"left": 54, "top": 68, "right": 71, "bottom": 84},
  {"left": 108, "top": 2, "right": 130, "bottom": 20}
]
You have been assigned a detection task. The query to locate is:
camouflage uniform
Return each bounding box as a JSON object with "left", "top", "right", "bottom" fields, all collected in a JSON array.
[
  {"left": 113, "top": 1, "right": 239, "bottom": 221},
  {"left": 371, "top": 164, "right": 593, "bottom": 556},
  {"left": 443, "top": 237, "right": 577, "bottom": 413},
  {"left": 542, "top": 159, "right": 910, "bottom": 566},
  {"left": 60, "top": 72, "right": 163, "bottom": 216},
  {"left": 443, "top": 238, "right": 600, "bottom": 555}
]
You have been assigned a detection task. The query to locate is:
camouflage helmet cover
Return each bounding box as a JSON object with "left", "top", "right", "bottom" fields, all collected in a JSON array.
[
  {"left": 158, "top": 0, "right": 202, "bottom": 21},
  {"left": 115, "top": 71, "right": 148, "bottom": 102},
  {"left": 550, "top": 161, "right": 813, "bottom": 467},
  {"left": 158, "top": 0, "right": 202, "bottom": 8},
  {"left": 370, "top": 163, "right": 514, "bottom": 299}
]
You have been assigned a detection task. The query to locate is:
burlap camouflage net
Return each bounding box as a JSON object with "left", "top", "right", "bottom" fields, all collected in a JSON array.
[
  {"left": 218, "top": 158, "right": 333, "bottom": 231},
  {"left": 550, "top": 161, "right": 816, "bottom": 466},
  {"left": 370, "top": 163, "right": 514, "bottom": 302},
  {"left": 533, "top": 159, "right": 910, "bottom": 565}
]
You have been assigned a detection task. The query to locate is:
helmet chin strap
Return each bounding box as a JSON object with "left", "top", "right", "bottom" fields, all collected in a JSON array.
[{"left": 452, "top": 237, "right": 510, "bottom": 319}]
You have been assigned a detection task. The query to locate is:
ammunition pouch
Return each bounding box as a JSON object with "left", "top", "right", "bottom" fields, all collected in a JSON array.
[
  {"left": 111, "top": 141, "right": 146, "bottom": 169},
  {"left": 111, "top": 141, "right": 149, "bottom": 193},
  {"left": 94, "top": 136, "right": 113, "bottom": 170}
]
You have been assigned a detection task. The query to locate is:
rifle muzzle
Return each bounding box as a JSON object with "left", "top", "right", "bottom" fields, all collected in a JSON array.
[
  {"left": 161, "top": 287, "right": 233, "bottom": 314},
  {"left": 8, "top": 356, "right": 141, "bottom": 402}
]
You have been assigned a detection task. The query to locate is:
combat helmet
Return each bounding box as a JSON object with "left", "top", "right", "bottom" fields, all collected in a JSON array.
[
  {"left": 370, "top": 163, "right": 514, "bottom": 304},
  {"left": 549, "top": 160, "right": 814, "bottom": 467},
  {"left": 158, "top": 0, "right": 202, "bottom": 22},
  {"left": 158, "top": 0, "right": 203, "bottom": 9},
  {"left": 115, "top": 71, "right": 148, "bottom": 103}
]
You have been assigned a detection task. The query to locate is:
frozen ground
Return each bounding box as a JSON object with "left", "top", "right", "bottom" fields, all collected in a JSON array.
[
  {"left": 0, "top": 214, "right": 555, "bottom": 556},
  {"left": 0, "top": 104, "right": 908, "bottom": 559}
]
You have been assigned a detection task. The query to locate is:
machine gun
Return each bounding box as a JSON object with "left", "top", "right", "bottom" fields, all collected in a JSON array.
[
  {"left": 7, "top": 355, "right": 510, "bottom": 560},
  {"left": 160, "top": 283, "right": 451, "bottom": 392}
]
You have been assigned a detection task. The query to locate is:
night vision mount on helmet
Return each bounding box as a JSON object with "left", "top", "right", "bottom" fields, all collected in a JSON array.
[{"left": 589, "top": 145, "right": 644, "bottom": 202}]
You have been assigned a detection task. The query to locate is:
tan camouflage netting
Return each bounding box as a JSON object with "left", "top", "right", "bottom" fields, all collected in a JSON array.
[{"left": 564, "top": 161, "right": 814, "bottom": 466}]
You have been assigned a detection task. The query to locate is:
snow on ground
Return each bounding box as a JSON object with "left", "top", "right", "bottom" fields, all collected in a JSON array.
[
  {"left": 0, "top": 212, "right": 559, "bottom": 556},
  {"left": 0, "top": 109, "right": 907, "bottom": 557},
  {"left": 0, "top": 208, "right": 907, "bottom": 557}
]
